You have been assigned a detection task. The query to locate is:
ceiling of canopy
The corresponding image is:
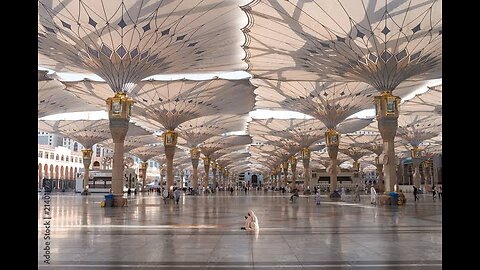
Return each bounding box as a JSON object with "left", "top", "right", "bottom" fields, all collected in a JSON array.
[{"left": 37, "top": 1, "right": 442, "bottom": 175}]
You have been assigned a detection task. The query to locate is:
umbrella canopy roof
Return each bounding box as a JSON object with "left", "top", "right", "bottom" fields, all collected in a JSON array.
[
  {"left": 177, "top": 114, "right": 250, "bottom": 147},
  {"left": 38, "top": 0, "right": 250, "bottom": 92},
  {"left": 248, "top": 118, "right": 327, "bottom": 148},
  {"left": 200, "top": 135, "right": 252, "bottom": 157},
  {"left": 242, "top": 0, "right": 442, "bottom": 90},
  {"left": 397, "top": 114, "right": 442, "bottom": 147},
  {"left": 99, "top": 134, "right": 160, "bottom": 153},
  {"left": 38, "top": 70, "right": 99, "bottom": 118},
  {"left": 63, "top": 78, "right": 256, "bottom": 131},
  {"left": 400, "top": 84, "right": 442, "bottom": 115},
  {"left": 38, "top": 119, "right": 150, "bottom": 149},
  {"left": 253, "top": 79, "right": 420, "bottom": 128}
]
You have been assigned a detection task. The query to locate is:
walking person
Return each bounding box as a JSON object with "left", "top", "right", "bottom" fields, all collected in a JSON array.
[
  {"left": 354, "top": 184, "right": 361, "bottom": 203},
  {"left": 370, "top": 186, "right": 377, "bottom": 205},
  {"left": 341, "top": 187, "right": 346, "bottom": 202},
  {"left": 413, "top": 185, "right": 419, "bottom": 201},
  {"left": 162, "top": 188, "right": 169, "bottom": 204},
  {"left": 174, "top": 188, "right": 181, "bottom": 204},
  {"left": 315, "top": 190, "right": 321, "bottom": 205},
  {"left": 432, "top": 185, "right": 436, "bottom": 201}
]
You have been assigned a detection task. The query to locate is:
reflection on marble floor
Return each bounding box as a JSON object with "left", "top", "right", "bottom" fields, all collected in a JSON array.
[{"left": 38, "top": 191, "right": 441, "bottom": 269}]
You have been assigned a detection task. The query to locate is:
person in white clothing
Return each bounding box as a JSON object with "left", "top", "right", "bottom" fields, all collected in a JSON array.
[
  {"left": 370, "top": 186, "right": 377, "bottom": 204},
  {"left": 241, "top": 210, "right": 259, "bottom": 231}
]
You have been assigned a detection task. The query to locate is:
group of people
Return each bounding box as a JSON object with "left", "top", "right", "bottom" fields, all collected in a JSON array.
[{"left": 161, "top": 188, "right": 182, "bottom": 204}]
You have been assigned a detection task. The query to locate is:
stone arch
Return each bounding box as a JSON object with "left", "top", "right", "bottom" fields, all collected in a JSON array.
[
  {"left": 44, "top": 164, "right": 49, "bottom": 178},
  {"left": 69, "top": 167, "right": 74, "bottom": 180},
  {"left": 60, "top": 166, "right": 64, "bottom": 179},
  {"left": 49, "top": 165, "right": 54, "bottom": 179},
  {"left": 55, "top": 165, "right": 59, "bottom": 179},
  {"left": 38, "top": 163, "right": 43, "bottom": 183},
  {"left": 65, "top": 166, "right": 69, "bottom": 180}
]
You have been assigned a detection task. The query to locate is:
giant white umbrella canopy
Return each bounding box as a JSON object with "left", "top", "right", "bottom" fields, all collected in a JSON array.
[
  {"left": 397, "top": 114, "right": 442, "bottom": 148},
  {"left": 38, "top": 70, "right": 99, "bottom": 118},
  {"left": 400, "top": 84, "right": 442, "bottom": 115},
  {"left": 100, "top": 134, "right": 160, "bottom": 189},
  {"left": 38, "top": 0, "right": 250, "bottom": 85},
  {"left": 178, "top": 114, "right": 250, "bottom": 148},
  {"left": 100, "top": 134, "right": 160, "bottom": 153},
  {"left": 242, "top": 0, "right": 441, "bottom": 85},
  {"left": 63, "top": 78, "right": 255, "bottom": 193},
  {"left": 38, "top": 119, "right": 150, "bottom": 149},
  {"left": 176, "top": 114, "right": 250, "bottom": 191},
  {"left": 199, "top": 135, "right": 252, "bottom": 189},
  {"left": 62, "top": 78, "right": 256, "bottom": 131},
  {"left": 38, "top": 0, "right": 252, "bottom": 203},
  {"left": 38, "top": 119, "right": 149, "bottom": 192},
  {"left": 242, "top": 0, "right": 442, "bottom": 193}
]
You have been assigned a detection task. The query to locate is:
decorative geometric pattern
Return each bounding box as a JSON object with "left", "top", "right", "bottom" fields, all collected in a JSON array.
[
  {"left": 248, "top": 118, "right": 328, "bottom": 148},
  {"left": 397, "top": 114, "right": 442, "bottom": 147},
  {"left": 401, "top": 84, "right": 442, "bottom": 115},
  {"left": 199, "top": 135, "right": 252, "bottom": 157},
  {"left": 100, "top": 134, "right": 160, "bottom": 153},
  {"left": 38, "top": 0, "right": 250, "bottom": 92},
  {"left": 129, "top": 145, "right": 167, "bottom": 163},
  {"left": 253, "top": 79, "right": 420, "bottom": 128},
  {"left": 38, "top": 70, "right": 100, "bottom": 118},
  {"left": 62, "top": 78, "right": 256, "bottom": 132},
  {"left": 177, "top": 114, "right": 250, "bottom": 148},
  {"left": 242, "top": 0, "right": 442, "bottom": 90}
]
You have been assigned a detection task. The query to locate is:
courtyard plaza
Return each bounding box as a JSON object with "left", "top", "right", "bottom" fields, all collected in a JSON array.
[{"left": 38, "top": 190, "right": 441, "bottom": 269}]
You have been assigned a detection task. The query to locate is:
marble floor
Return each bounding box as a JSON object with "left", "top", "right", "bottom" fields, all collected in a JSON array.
[{"left": 38, "top": 190, "right": 442, "bottom": 269}]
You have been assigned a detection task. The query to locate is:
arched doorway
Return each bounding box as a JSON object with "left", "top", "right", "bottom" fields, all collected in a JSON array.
[
  {"left": 44, "top": 164, "right": 49, "bottom": 178},
  {"left": 48, "top": 165, "right": 55, "bottom": 179},
  {"left": 38, "top": 163, "right": 43, "bottom": 189},
  {"left": 251, "top": 174, "right": 258, "bottom": 187}
]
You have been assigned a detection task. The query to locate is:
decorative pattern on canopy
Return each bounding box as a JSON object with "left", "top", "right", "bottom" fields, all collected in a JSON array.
[
  {"left": 38, "top": 119, "right": 149, "bottom": 148},
  {"left": 177, "top": 114, "right": 250, "bottom": 148},
  {"left": 38, "top": 0, "right": 250, "bottom": 92},
  {"left": 200, "top": 135, "right": 252, "bottom": 157},
  {"left": 129, "top": 145, "right": 168, "bottom": 163},
  {"left": 38, "top": 70, "right": 99, "bottom": 118},
  {"left": 397, "top": 114, "right": 442, "bottom": 147},
  {"left": 100, "top": 134, "right": 160, "bottom": 153},
  {"left": 253, "top": 79, "right": 420, "bottom": 128},
  {"left": 242, "top": 0, "right": 442, "bottom": 90},
  {"left": 63, "top": 78, "right": 256, "bottom": 131},
  {"left": 248, "top": 118, "right": 327, "bottom": 148},
  {"left": 401, "top": 84, "right": 442, "bottom": 115}
]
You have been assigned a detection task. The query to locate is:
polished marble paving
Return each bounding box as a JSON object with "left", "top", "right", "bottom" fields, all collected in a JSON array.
[{"left": 38, "top": 190, "right": 442, "bottom": 269}]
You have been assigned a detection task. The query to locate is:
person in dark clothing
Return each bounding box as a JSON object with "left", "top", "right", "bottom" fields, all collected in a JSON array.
[
  {"left": 290, "top": 189, "right": 299, "bottom": 202},
  {"left": 413, "top": 185, "right": 419, "bottom": 201},
  {"left": 432, "top": 185, "right": 436, "bottom": 201}
]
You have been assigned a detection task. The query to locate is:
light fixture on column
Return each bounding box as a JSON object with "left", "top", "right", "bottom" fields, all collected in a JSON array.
[
  {"left": 301, "top": 147, "right": 311, "bottom": 160},
  {"left": 106, "top": 92, "right": 134, "bottom": 120},
  {"left": 289, "top": 156, "right": 297, "bottom": 168},
  {"left": 410, "top": 146, "right": 423, "bottom": 158},
  {"left": 325, "top": 129, "right": 339, "bottom": 147},
  {"left": 353, "top": 161, "right": 360, "bottom": 172},
  {"left": 81, "top": 149, "right": 93, "bottom": 160},
  {"left": 162, "top": 130, "right": 178, "bottom": 146},
  {"left": 374, "top": 91, "right": 401, "bottom": 119},
  {"left": 190, "top": 147, "right": 201, "bottom": 160}
]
